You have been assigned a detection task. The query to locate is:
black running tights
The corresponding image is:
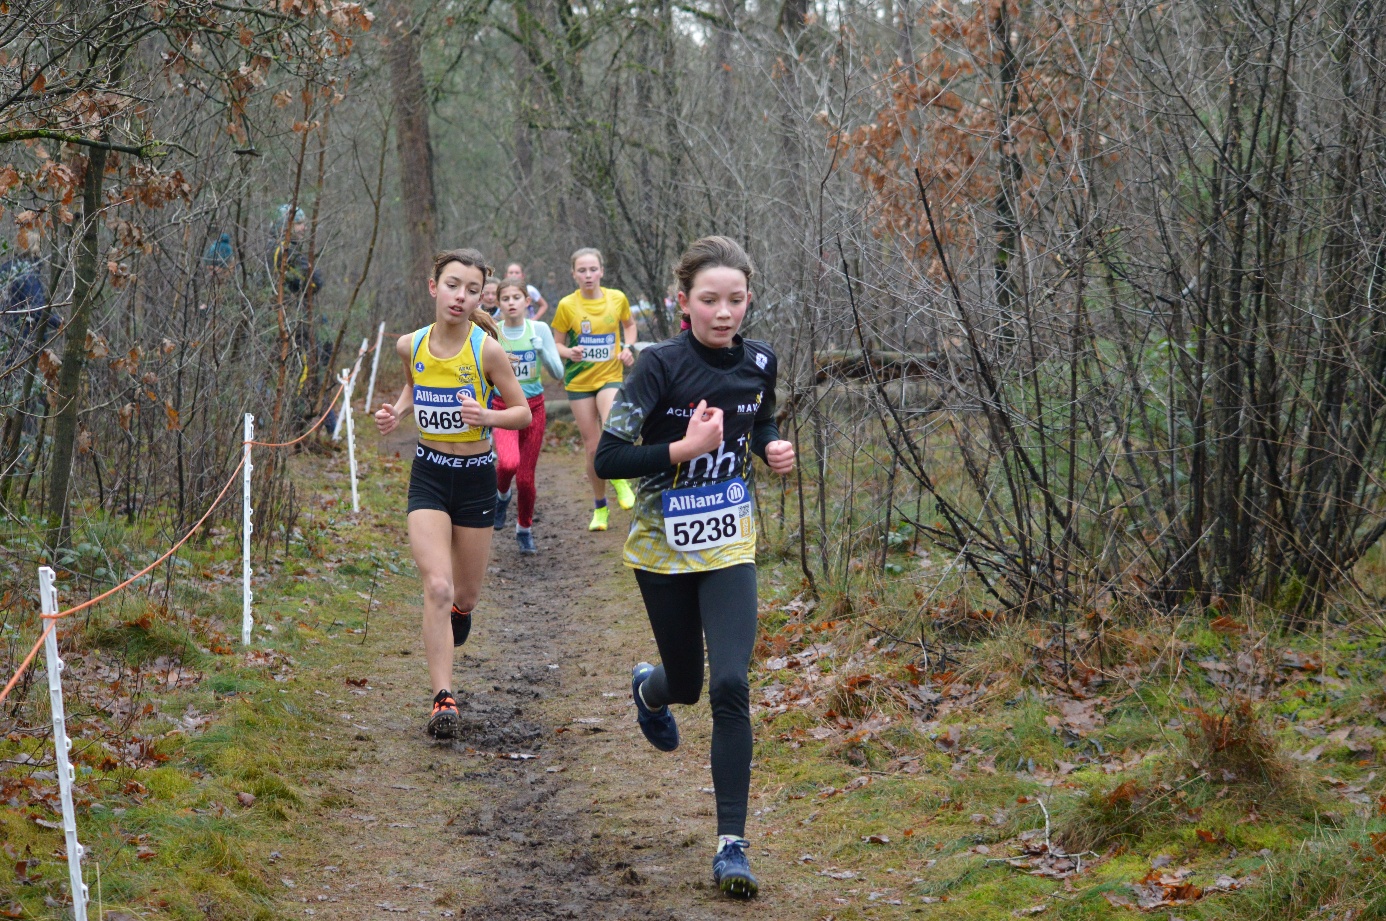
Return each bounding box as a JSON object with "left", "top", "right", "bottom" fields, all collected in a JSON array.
[{"left": 633, "top": 563, "right": 758, "bottom": 837}]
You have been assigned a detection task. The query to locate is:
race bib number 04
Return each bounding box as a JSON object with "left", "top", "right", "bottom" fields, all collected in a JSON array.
[
  {"left": 511, "top": 348, "right": 538, "bottom": 382},
  {"left": 662, "top": 476, "right": 753, "bottom": 552},
  {"left": 578, "top": 332, "right": 616, "bottom": 362}
]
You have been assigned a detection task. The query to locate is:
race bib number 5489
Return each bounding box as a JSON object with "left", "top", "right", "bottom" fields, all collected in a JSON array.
[
  {"left": 662, "top": 476, "right": 753, "bottom": 552},
  {"left": 578, "top": 332, "right": 616, "bottom": 362}
]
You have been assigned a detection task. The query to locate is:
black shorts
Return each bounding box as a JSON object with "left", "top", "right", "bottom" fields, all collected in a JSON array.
[{"left": 406, "top": 444, "right": 497, "bottom": 528}]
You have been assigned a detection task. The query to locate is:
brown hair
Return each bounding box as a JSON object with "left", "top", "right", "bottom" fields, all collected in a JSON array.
[
  {"left": 432, "top": 248, "right": 499, "bottom": 339},
  {"left": 673, "top": 236, "right": 754, "bottom": 294},
  {"left": 495, "top": 278, "right": 528, "bottom": 300},
  {"left": 570, "top": 246, "right": 604, "bottom": 268}
]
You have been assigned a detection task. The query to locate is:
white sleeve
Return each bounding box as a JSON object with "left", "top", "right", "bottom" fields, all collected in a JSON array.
[
  {"left": 535, "top": 322, "right": 564, "bottom": 381},
  {"left": 528, "top": 284, "right": 543, "bottom": 303}
]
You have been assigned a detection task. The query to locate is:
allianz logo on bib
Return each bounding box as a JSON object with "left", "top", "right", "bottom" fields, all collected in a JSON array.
[
  {"left": 667, "top": 483, "right": 743, "bottom": 511},
  {"left": 415, "top": 385, "right": 473, "bottom": 406}
]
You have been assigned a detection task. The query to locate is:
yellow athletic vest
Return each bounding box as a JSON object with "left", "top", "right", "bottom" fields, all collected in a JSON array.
[{"left": 410, "top": 323, "right": 493, "bottom": 444}]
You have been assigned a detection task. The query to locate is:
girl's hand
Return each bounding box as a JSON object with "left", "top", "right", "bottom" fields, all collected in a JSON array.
[
  {"left": 619, "top": 344, "right": 636, "bottom": 367},
  {"left": 764, "top": 439, "right": 796, "bottom": 475},
  {"left": 673, "top": 400, "right": 723, "bottom": 461},
  {"left": 562, "top": 343, "right": 584, "bottom": 361},
  {"left": 458, "top": 395, "right": 487, "bottom": 427},
  {"left": 375, "top": 403, "right": 399, "bottom": 436}
]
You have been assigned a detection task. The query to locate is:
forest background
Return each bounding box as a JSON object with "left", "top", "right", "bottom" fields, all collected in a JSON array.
[{"left": 6, "top": 0, "right": 1386, "bottom": 917}]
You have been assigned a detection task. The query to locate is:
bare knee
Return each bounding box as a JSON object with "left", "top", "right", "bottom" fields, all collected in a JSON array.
[
  {"left": 453, "top": 586, "right": 479, "bottom": 612},
  {"left": 423, "top": 575, "right": 453, "bottom": 609}
]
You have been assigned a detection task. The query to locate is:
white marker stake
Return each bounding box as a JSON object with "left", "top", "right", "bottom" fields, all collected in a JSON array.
[
  {"left": 333, "top": 338, "right": 369, "bottom": 442},
  {"left": 38, "top": 566, "right": 89, "bottom": 921},
  {"left": 363, "top": 320, "right": 386, "bottom": 414},
  {"left": 344, "top": 370, "right": 360, "bottom": 513},
  {"left": 242, "top": 413, "right": 254, "bottom": 645}
]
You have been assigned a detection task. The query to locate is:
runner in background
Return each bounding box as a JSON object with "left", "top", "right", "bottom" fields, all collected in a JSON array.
[
  {"left": 550, "top": 247, "right": 638, "bottom": 531},
  {"left": 504, "top": 261, "right": 549, "bottom": 321},
  {"left": 491, "top": 279, "right": 562, "bottom": 554},
  {"left": 374, "top": 249, "right": 531, "bottom": 739},
  {"left": 481, "top": 279, "right": 500, "bottom": 319},
  {"left": 594, "top": 236, "right": 795, "bottom": 899}
]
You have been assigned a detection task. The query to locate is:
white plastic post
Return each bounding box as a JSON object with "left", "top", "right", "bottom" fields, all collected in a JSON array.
[
  {"left": 38, "top": 566, "right": 89, "bottom": 921},
  {"left": 363, "top": 320, "right": 386, "bottom": 414},
  {"left": 241, "top": 414, "right": 254, "bottom": 646},
  {"left": 332, "top": 338, "right": 369, "bottom": 442},
  {"left": 335, "top": 368, "right": 357, "bottom": 512}
]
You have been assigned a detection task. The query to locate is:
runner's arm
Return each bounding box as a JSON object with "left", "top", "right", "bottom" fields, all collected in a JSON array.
[
  {"left": 596, "top": 402, "right": 724, "bottom": 478},
  {"left": 534, "top": 322, "right": 564, "bottom": 381},
  {"left": 375, "top": 335, "right": 415, "bottom": 435},
  {"left": 750, "top": 389, "right": 780, "bottom": 462},
  {"left": 618, "top": 315, "right": 639, "bottom": 366},
  {"left": 595, "top": 431, "right": 670, "bottom": 480},
  {"left": 595, "top": 351, "right": 666, "bottom": 479}
]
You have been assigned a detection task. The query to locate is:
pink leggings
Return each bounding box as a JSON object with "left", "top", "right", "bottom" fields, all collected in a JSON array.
[{"left": 493, "top": 393, "right": 546, "bottom": 528}]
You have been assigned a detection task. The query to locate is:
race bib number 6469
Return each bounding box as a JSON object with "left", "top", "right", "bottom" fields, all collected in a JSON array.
[{"left": 661, "top": 476, "right": 753, "bottom": 552}]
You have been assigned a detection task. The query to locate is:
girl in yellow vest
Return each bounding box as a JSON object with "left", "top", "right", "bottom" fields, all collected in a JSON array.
[
  {"left": 550, "top": 247, "right": 639, "bottom": 531},
  {"left": 374, "top": 249, "right": 531, "bottom": 738}
]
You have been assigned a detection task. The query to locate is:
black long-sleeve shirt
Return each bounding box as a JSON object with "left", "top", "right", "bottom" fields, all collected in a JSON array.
[{"left": 595, "top": 332, "right": 779, "bottom": 483}]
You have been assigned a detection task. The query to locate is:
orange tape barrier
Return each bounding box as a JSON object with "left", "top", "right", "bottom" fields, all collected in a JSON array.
[
  {"left": 248, "top": 379, "right": 346, "bottom": 449},
  {"left": 0, "top": 376, "right": 358, "bottom": 707},
  {"left": 0, "top": 621, "right": 55, "bottom": 709}
]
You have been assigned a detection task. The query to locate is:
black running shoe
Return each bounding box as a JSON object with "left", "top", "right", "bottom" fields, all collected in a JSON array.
[
  {"left": 493, "top": 490, "right": 512, "bottom": 531},
  {"left": 427, "top": 689, "right": 460, "bottom": 738},
  {"left": 712, "top": 838, "right": 758, "bottom": 899},
  {"left": 451, "top": 605, "right": 472, "bottom": 646},
  {"left": 631, "top": 662, "right": 679, "bottom": 752}
]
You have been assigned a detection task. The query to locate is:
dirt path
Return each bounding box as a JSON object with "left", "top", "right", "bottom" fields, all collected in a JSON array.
[{"left": 275, "top": 443, "right": 802, "bottom": 920}]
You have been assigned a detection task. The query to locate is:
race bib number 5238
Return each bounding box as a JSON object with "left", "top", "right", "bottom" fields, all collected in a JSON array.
[{"left": 661, "top": 476, "right": 753, "bottom": 552}]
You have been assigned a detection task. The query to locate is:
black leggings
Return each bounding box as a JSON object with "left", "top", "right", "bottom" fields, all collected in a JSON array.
[{"left": 634, "top": 563, "right": 758, "bottom": 837}]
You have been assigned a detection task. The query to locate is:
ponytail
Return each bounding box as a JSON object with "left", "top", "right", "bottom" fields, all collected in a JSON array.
[{"left": 470, "top": 307, "right": 500, "bottom": 340}]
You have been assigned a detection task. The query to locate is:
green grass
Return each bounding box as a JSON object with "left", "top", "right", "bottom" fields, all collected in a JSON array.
[
  {"left": 0, "top": 447, "right": 409, "bottom": 919},
  {"left": 742, "top": 534, "right": 1386, "bottom": 920}
]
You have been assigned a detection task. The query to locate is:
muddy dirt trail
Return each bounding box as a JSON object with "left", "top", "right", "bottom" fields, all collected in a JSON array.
[{"left": 276, "top": 441, "right": 809, "bottom": 920}]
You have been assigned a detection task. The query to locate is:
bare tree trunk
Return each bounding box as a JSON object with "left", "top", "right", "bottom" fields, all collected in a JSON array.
[
  {"left": 388, "top": 1, "right": 438, "bottom": 288},
  {"left": 991, "top": 0, "right": 1022, "bottom": 334},
  {"left": 45, "top": 145, "right": 108, "bottom": 549}
]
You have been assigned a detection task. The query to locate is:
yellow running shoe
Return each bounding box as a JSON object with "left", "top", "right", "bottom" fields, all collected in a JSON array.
[
  {"left": 588, "top": 505, "right": 610, "bottom": 531},
  {"left": 612, "top": 478, "right": 636, "bottom": 510}
]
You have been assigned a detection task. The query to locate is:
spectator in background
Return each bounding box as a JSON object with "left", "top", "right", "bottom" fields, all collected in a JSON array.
[
  {"left": 0, "top": 255, "right": 54, "bottom": 345},
  {"left": 268, "top": 204, "right": 321, "bottom": 298},
  {"left": 504, "top": 262, "right": 548, "bottom": 321},
  {"left": 203, "top": 232, "right": 235, "bottom": 275},
  {"left": 0, "top": 253, "right": 55, "bottom": 442}
]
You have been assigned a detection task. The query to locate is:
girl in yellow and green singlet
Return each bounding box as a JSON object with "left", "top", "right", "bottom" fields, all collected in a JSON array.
[{"left": 550, "top": 247, "right": 639, "bottom": 531}]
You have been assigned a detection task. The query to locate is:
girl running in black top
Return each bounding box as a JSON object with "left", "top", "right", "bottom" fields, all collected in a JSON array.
[{"left": 595, "top": 236, "right": 795, "bottom": 899}]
